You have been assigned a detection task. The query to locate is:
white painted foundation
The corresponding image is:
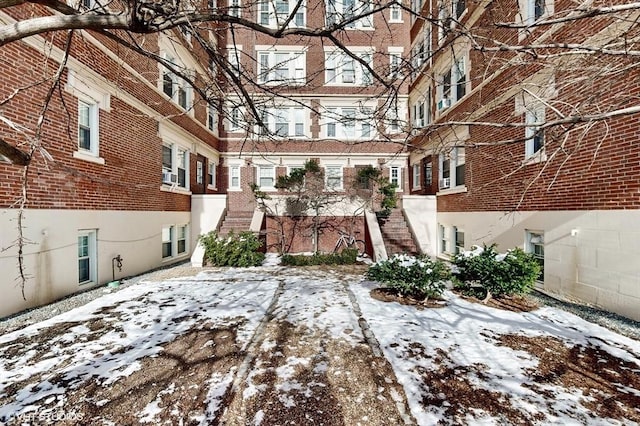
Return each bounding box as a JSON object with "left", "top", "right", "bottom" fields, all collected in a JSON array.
[
  {"left": 0, "top": 209, "right": 191, "bottom": 318},
  {"left": 436, "top": 210, "right": 640, "bottom": 322}
]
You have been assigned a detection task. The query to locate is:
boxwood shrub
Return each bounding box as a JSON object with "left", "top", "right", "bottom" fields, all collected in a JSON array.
[{"left": 199, "top": 230, "right": 265, "bottom": 267}]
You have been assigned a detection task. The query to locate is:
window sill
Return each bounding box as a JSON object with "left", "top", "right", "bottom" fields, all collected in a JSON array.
[
  {"left": 523, "top": 152, "right": 547, "bottom": 165},
  {"left": 207, "top": 185, "right": 217, "bottom": 191},
  {"left": 437, "top": 185, "right": 467, "bottom": 196},
  {"left": 73, "top": 151, "right": 105, "bottom": 165},
  {"left": 228, "top": 187, "right": 243, "bottom": 192},
  {"left": 160, "top": 185, "right": 192, "bottom": 195},
  {"left": 389, "top": 19, "right": 404, "bottom": 24},
  {"left": 79, "top": 280, "right": 96, "bottom": 286},
  {"left": 162, "top": 252, "right": 190, "bottom": 263}
]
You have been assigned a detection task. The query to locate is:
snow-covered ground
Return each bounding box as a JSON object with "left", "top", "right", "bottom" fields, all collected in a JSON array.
[{"left": 0, "top": 260, "right": 638, "bottom": 425}]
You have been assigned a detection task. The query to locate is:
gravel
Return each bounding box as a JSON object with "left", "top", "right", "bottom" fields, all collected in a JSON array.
[
  {"left": 530, "top": 290, "right": 640, "bottom": 342},
  {"left": 2, "top": 265, "right": 639, "bottom": 343}
]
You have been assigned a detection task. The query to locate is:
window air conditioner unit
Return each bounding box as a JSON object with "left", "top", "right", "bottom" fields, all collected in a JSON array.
[
  {"left": 437, "top": 98, "right": 451, "bottom": 110},
  {"left": 162, "top": 171, "right": 178, "bottom": 184},
  {"left": 439, "top": 177, "right": 450, "bottom": 189}
]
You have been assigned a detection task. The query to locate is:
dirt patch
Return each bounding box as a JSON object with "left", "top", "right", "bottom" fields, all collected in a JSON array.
[
  {"left": 454, "top": 291, "right": 539, "bottom": 312},
  {"left": 498, "top": 334, "right": 640, "bottom": 422},
  {"left": 411, "top": 345, "right": 541, "bottom": 425},
  {"left": 370, "top": 287, "right": 447, "bottom": 309}
]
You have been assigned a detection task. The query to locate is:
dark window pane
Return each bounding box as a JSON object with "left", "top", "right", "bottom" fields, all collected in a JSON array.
[
  {"left": 162, "top": 242, "right": 172, "bottom": 258},
  {"left": 162, "top": 146, "right": 172, "bottom": 169},
  {"left": 79, "top": 126, "right": 91, "bottom": 150},
  {"left": 79, "top": 258, "right": 90, "bottom": 283},
  {"left": 178, "top": 167, "right": 186, "bottom": 187},
  {"left": 163, "top": 73, "right": 173, "bottom": 97},
  {"left": 456, "top": 163, "right": 465, "bottom": 186},
  {"left": 178, "top": 239, "right": 186, "bottom": 253}
]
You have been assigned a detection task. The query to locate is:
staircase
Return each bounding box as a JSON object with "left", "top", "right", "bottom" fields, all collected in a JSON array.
[
  {"left": 378, "top": 209, "right": 419, "bottom": 256},
  {"left": 217, "top": 210, "right": 254, "bottom": 237}
]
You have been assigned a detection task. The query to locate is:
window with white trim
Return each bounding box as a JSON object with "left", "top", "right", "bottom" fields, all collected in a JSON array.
[
  {"left": 208, "top": 103, "right": 218, "bottom": 131},
  {"left": 227, "top": 106, "right": 243, "bottom": 132},
  {"left": 326, "top": 0, "right": 373, "bottom": 28},
  {"left": 229, "top": 0, "right": 241, "bottom": 17},
  {"left": 258, "top": 107, "right": 306, "bottom": 137},
  {"left": 256, "top": 165, "right": 276, "bottom": 190},
  {"left": 227, "top": 47, "right": 242, "bottom": 77},
  {"left": 162, "top": 226, "right": 173, "bottom": 259},
  {"left": 439, "top": 147, "right": 464, "bottom": 189},
  {"left": 438, "top": 224, "right": 449, "bottom": 254},
  {"left": 423, "top": 160, "right": 433, "bottom": 187},
  {"left": 162, "top": 224, "right": 189, "bottom": 259},
  {"left": 412, "top": 89, "right": 431, "bottom": 128},
  {"left": 386, "top": 102, "right": 403, "bottom": 134},
  {"left": 257, "top": 51, "right": 306, "bottom": 85},
  {"left": 162, "top": 144, "right": 189, "bottom": 189},
  {"left": 78, "top": 230, "right": 97, "bottom": 285},
  {"left": 78, "top": 100, "right": 99, "bottom": 156},
  {"left": 525, "top": 103, "right": 545, "bottom": 158},
  {"left": 229, "top": 165, "right": 241, "bottom": 189},
  {"left": 411, "top": 27, "right": 431, "bottom": 78},
  {"left": 196, "top": 159, "right": 204, "bottom": 185},
  {"left": 325, "top": 50, "right": 372, "bottom": 85},
  {"left": 522, "top": 0, "right": 547, "bottom": 25},
  {"left": 324, "top": 107, "right": 374, "bottom": 139},
  {"left": 325, "top": 165, "right": 343, "bottom": 190},
  {"left": 208, "top": 162, "right": 217, "bottom": 188},
  {"left": 526, "top": 231, "right": 544, "bottom": 282},
  {"left": 436, "top": 55, "right": 466, "bottom": 112},
  {"left": 453, "top": 226, "right": 464, "bottom": 254},
  {"left": 390, "top": 2, "right": 402, "bottom": 22},
  {"left": 390, "top": 166, "right": 402, "bottom": 191},
  {"left": 259, "top": 0, "right": 306, "bottom": 27},
  {"left": 389, "top": 51, "right": 402, "bottom": 79},
  {"left": 177, "top": 225, "right": 188, "bottom": 255},
  {"left": 412, "top": 163, "right": 420, "bottom": 189},
  {"left": 161, "top": 55, "right": 193, "bottom": 110}
]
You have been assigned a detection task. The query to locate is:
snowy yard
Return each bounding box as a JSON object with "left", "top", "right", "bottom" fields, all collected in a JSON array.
[{"left": 0, "top": 261, "right": 639, "bottom": 425}]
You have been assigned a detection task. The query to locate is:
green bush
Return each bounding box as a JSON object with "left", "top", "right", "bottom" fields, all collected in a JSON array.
[
  {"left": 452, "top": 244, "right": 541, "bottom": 299},
  {"left": 199, "top": 230, "right": 265, "bottom": 267},
  {"left": 281, "top": 248, "right": 358, "bottom": 266},
  {"left": 366, "top": 254, "right": 450, "bottom": 300}
]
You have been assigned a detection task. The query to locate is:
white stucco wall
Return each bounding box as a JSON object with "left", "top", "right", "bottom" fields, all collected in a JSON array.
[
  {"left": 190, "top": 194, "right": 227, "bottom": 266},
  {"left": 402, "top": 195, "right": 437, "bottom": 256},
  {"left": 436, "top": 210, "right": 640, "bottom": 322},
  {"left": 0, "top": 209, "right": 191, "bottom": 318}
]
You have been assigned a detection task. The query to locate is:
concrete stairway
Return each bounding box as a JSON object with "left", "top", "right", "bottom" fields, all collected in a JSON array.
[
  {"left": 377, "top": 209, "right": 419, "bottom": 256},
  {"left": 217, "top": 210, "right": 255, "bottom": 237}
]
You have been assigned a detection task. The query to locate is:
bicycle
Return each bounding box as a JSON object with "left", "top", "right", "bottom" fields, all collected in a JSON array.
[{"left": 333, "top": 230, "right": 366, "bottom": 256}]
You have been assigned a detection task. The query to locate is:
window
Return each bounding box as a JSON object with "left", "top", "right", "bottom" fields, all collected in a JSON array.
[
  {"left": 526, "top": 231, "right": 544, "bottom": 282},
  {"left": 325, "top": 166, "right": 343, "bottom": 190},
  {"left": 437, "top": 55, "right": 466, "bottom": 111},
  {"left": 411, "top": 27, "right": 431, "bottom": 79},
  {"left": 209, "top": 0, "right": 217, "bottom": 8},
  {"left": 454, "top": 226, "right": 464, "bottom": 254},
  {"left": 196, "top": 160, "right": 204, "bottom": 185},
  {"left": 78, "top": 230, "right": 97, "bottom": 284},
  {"left": 258, "top": 51, "right": 306, "bottom": 85},
  {"left": 228, "top": 106, "right": 243, "bottom": 132},
  {"left": 259, "top": 0, "right": 305, "bottom": 27},
  {"left": 423, "top": 160, "right": 432, "bottom": 187},
  {"left": 326, "top": 0, "right": 373, "bottom": 28},
  {"left": 325, "top": 50, "right": 373, "bottom": 85},
  {"left": 453, "top": 0, "right": 466, "bottom": 20},
  {"left": 162, "top": 144, "right": 189, "bottom": 189},
  {"left": 162, "top": 226, "right": 173, "bottom": 259},
  {"left": 390, "top": 2, "right": 402, "bottom": 22},
  {"left": 259, "top": 107, "right": 306, "bottom": 137},
  {"left": 387, "top": 102, "right": 402, "bottom": 134},
  {"left": 228, "top": 48, "right": 242, "bottom": 77},
  {"left": 78, "top": 100, "right": 99, "bottom": 156},
  {"left": 162, "top": 225, "right": 189, "bottom": 259},
  {"left": 389, "top": 51, "right": 402, "bottom": 79},
  {"left": 438, "top": 0, "right": 450, "bottom": 43},
  {"left": 325, "top": 106, "right": 374, "bottom": 139},
  {"left": 208, "top": 103, "right": 218, "bottom": 131},
  {"left": 412, "top": 163, "right": 420, "bottom": 189},
  {"left": 412, "top": 89, "right": 431, "bottom": 128},
  {"left": 177, "top": 225, "right": 188, "bottom": 255},
  {"left": 439, "top": 147, "right": 465, "bottom": 189},
  {"left": 208, "top": 162, "right": 217, "bottom": 188},
  {"left": 257, "top": 165, "right": 276, "bottom": 189},
  {"left": 229, "top": 0, "right": 241, "bottom": 17},
  {"left": 390, "top": 166, "right": 402, "bottom": 190},
  {"left": 439, "top": 224, "right": 449, "bottom": 254},
  {"left": 229, "top": 165, "right": 241, "bottom": 189},
  {"left": 525, "top": 104, "right": 545, "bottom": 157},
  {"left": 161, "top": 56, "right": 193, "bottom": 110}
]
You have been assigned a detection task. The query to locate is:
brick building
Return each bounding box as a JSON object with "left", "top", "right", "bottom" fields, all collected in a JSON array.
[{"left": 405, "top": 0, "right": 640, "bottom": 321}]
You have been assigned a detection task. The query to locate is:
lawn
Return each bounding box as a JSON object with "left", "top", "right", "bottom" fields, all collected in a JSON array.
[{"left": 0, "top": 262, "right": 638, "bottom": 425}]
